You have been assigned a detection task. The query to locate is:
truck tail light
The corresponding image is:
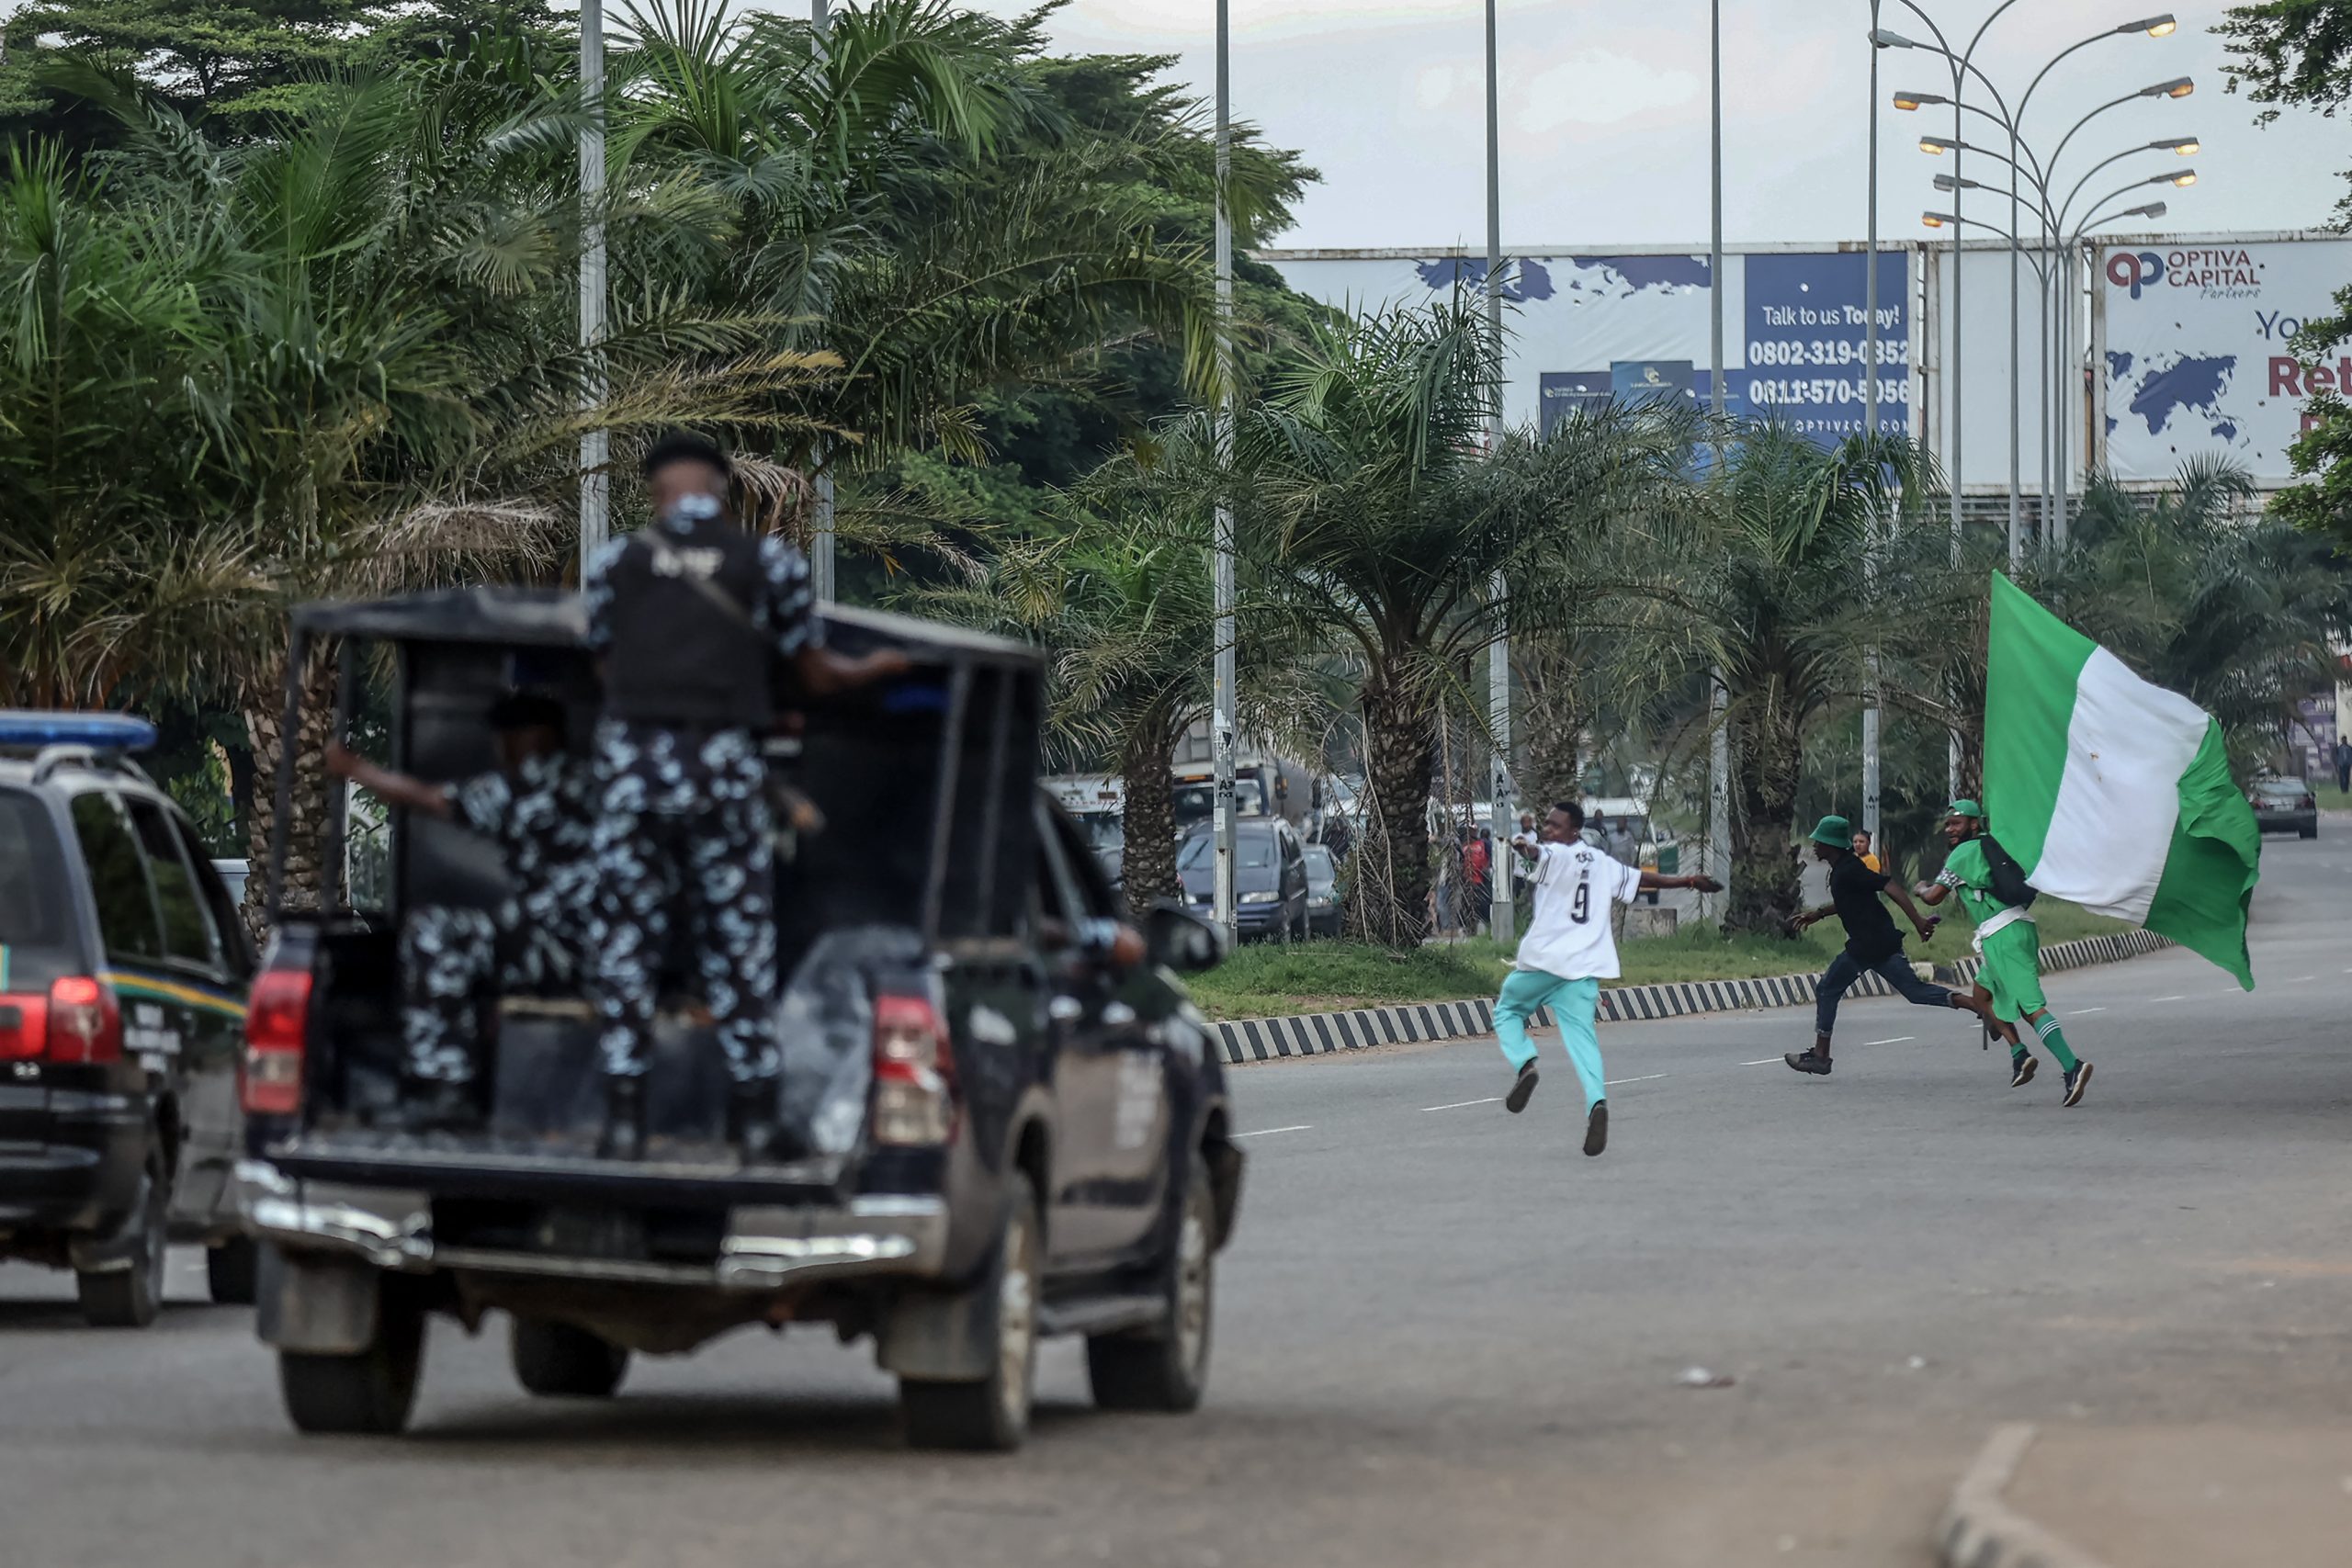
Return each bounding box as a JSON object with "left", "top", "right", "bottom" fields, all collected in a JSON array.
[
  {"left": 0, "top": 994, "right": 48, "bottom": 1061},
  {"left": 871, "top": 993, "right": 955, "bottom": 1146},
  {"left": 45, "top": 976, "right": 120, "bottom": 1064},
  {"left": 242, "top": 969, "right": 312, "bottom": 1116}
]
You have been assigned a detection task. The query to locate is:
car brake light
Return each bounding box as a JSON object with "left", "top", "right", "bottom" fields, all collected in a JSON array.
[
  {"left": 45, "top": 976, "right": 120, "bottom": 1064},
  {"left": 242, "top": 969, "right": 312, "bottom": 1116},
  {"left": 871, "top": 993, "right": 955, "bottom": 1146},
  {"left": 0, "top": 994, "right": 47, "bottom": 1061}
]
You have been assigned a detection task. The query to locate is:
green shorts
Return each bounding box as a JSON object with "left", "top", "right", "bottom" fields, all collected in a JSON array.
[{"left": 1975, "top": 921, "right": 2046, "bottom": 1024}]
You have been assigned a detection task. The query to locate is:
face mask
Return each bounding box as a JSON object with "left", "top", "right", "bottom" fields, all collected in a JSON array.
[{"left": 661, "top": 491, "right": 722, "bottom": 526}]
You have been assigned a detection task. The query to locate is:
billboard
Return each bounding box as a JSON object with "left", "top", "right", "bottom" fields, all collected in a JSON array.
[
  {"left": 1263, "top": 249, "right": 1911, "bottom": 447},
  {"left": 2096, "top": 237, "right": 2352, "bottom": 486}
]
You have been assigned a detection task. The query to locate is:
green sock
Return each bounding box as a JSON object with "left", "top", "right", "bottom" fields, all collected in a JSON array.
[{"left": 2034, "top": 1018, "right": 2078, "bottom": 1072}]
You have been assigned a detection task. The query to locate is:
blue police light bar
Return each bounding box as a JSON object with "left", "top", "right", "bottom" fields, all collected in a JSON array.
[{"left": 0, "top": 711, "right": 158, "bottom": 751}]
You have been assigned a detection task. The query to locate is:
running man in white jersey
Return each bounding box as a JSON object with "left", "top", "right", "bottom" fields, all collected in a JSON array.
[{"left": 1499, "top": 801, "right": 1720, "bottom": 1156}]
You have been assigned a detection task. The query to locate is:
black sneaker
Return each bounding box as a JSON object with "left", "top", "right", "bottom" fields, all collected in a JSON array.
[
  {"left": 1784, "top": 1051, "right": 1833, "bottom": 1076},
  {"left": 1505, "top": 1059, "right": 1540, "bottom": 1114},
  {"left": 1582, "top": 1100, "right": 1609, "bottom": 1157},
  {"left": 2009, "top": 1053, "right": 2038, "bottom": 1089},
  {"left": 2062, "top": 1061, "right": 2094, "bottom": 1108}
]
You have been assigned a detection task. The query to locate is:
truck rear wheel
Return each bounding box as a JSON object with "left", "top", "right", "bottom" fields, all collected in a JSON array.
[
  {"left": 1087, "top": 1159, "right": 1215, "bottom": 1413},
  {"left": 278, "top": 1280, "right": 424, "bottom": 1436},
  {"left": 76, "top": 1147, "right": 170, "bottom": 1328},
  {"left": 511, "top": 1319, "right": 629, "bottom": 1398},
  {"left": 899, "top": 1172, "right": 1041, "bottom": 1452}
]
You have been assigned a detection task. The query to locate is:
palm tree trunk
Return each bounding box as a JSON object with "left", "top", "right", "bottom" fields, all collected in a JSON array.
[
  {"left": 1359, "top": 676, "right": 1436, "bottom": 949},
  {"left": 1120, "top": 722, "right": 1182, "bottom": 918},
  {"left": 1725, "top": 686, "right": 1804, "bottom": 937},
  {"left": 1515, "top": 644, "right": 1587, "bottom": 816},
  {"left": 241, "top": 645, "right": 337, "bottom": 942}
]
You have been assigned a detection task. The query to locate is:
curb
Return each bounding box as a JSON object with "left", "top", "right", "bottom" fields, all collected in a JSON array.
[
  {"left": 1938, "top": 1424, "right": 2111, "bottom": 1568},
  {"left": 1213, "top": 929, "right": 2173, "bottom": 1066}
]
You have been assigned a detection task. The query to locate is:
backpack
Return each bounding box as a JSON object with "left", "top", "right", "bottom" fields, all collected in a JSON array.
[{"left": 1980, "top": 833, "right": 2039, "bottom": 910}]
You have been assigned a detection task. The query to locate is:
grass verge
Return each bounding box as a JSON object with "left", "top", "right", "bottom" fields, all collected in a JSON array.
[{"left": 1186, "top": 901, "right": 2135, "bottom": 1021}]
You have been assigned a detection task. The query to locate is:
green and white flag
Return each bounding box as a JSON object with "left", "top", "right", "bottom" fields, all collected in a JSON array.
[{"left": 1984, "top": 573, "right": 2261, "bottom": 989}]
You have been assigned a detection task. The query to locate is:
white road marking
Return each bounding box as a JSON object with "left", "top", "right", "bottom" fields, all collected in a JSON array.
[
  {"left": 2150, "top": 996, "right": 2185, "bottom": 1003},
  {"left": 1742, "top": 1058, "right": 1784, "bottom": 1066},
  {"left": 1605, "top": 1074, "right": 1668, "bottom": 1086},
  {"left": 1232, "top": 1125, "right": 1312, "bottom": 1139},
  {"left": 1865, "top": 1037, "right": 1916, "bottom": 1046},
  {"left": 1422, "top": 1097, "right": 1504, "bottom": 1112},
  {"left": 2074, "top": 1007, "right": 2108, "bottom": 1014},
  {"left": 2290, "top": 976, "right": 2317, "bottom": 983}
]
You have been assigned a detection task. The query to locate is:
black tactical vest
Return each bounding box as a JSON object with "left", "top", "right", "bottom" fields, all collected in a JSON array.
[{"left": 599, "top": 518, "right": 774, "bottom": 729}]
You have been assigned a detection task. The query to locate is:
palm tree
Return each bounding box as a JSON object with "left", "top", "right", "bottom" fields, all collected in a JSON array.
[
  {"left": 1237, "top": 298, "right": 1705, "bottom": 944},
  {"left": 29, "top": 56, "right": 835, "bottom": 921},
  {"left": 0, "top": 145, "right": 264, "bottom": 709},
  {"left": 1701, "top": 426, "right": 1934, "bottom": 936}
]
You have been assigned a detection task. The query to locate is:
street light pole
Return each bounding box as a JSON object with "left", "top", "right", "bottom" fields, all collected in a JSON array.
[
  {"left": 1485, "top": 0, "right": 1514, "bottom": 942},
  {"left": 1211, "top": 0, "right": 1238, "bottom": 944},
  {"left": 578, "top": 0, "right": 608, "bottom": 578},
  {"left": 810, "top": 0, "right": 835, "bottom": 601},
  {"left": 1707, "top": 0, "right": 1729, "bottom": 922}
]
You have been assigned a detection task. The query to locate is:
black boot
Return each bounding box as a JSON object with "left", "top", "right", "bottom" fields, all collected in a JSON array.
[
  {"left": 598, "top": 1076, "right": 648, "bottom": 1161},
  {"left": 406, "top": 1077, "right": 479, "bottom": 1133},
  {"left": 729, "top": 1080, "right": 782, "bottom": 1165}
]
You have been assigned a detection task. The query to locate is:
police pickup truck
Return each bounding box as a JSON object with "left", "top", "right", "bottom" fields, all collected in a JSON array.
[{"left": 234, "top": 591, "right": 1242, "bottom": 1450}]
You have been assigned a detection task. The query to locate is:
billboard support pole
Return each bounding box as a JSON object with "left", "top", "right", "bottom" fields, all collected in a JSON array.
[
  {"left": 1862, "top": 6, "right": 1883, "bottom": 848},
  {"left": 1706, "top": 0, "right": 1728, "bottom": 925}
]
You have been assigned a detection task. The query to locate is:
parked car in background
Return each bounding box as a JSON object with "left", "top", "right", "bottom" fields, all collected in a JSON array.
[
  {"left": 2250, "top": 776, "right": 2318, "bottom": 840},
  {"left": 1302, "top": 844, "right": 1343, "bottom": 938},
  {"left": 0, "top": 712, "right": 257, "bottom": 1325},
  {"left": 1178, "top": 818, "right": 1310, "bottom": 942}
]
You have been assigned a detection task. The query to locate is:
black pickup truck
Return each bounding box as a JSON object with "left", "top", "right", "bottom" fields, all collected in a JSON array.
[{"left": 234, "top": 590, "right": 1242, "bottom": 1450}]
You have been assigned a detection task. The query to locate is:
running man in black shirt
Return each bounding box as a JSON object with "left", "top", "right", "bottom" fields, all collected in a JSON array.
[{"left": 1783, "top": 814, "right": 1990, "bottom": 1076}]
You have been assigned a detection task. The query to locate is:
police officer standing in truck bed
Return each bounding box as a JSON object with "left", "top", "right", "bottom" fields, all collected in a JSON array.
[{"left": 582, "top": 432, "right": 906, "bottom": 1161}]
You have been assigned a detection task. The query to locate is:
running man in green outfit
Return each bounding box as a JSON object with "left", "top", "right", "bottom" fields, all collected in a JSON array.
[{"left": 1916, "top": 800, "right": 2094, "bottom": 1107}]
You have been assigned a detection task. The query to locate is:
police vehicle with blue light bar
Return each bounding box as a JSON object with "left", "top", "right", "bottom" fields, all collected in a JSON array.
[{"left": 0, "top": 712, "right": 257, "bottom": 1325}]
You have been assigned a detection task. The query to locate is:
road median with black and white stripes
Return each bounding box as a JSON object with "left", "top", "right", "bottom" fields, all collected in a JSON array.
[{"left": 1211, "top": 929, "right": 2172, "bottom": 1066}]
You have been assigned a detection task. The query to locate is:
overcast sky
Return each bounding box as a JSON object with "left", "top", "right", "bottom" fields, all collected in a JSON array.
[{"left": 938, "top": 0, "right": 2349, "bottom": 251}]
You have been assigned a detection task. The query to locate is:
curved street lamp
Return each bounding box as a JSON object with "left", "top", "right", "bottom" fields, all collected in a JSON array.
[{"left": 1877, "top": 16, "right": 2177, "bottom": 560}]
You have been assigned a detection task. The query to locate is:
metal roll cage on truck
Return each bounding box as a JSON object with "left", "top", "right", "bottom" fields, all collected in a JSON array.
[{"left": 233, "top": 588, "right": 1242, "bottom": 1450}]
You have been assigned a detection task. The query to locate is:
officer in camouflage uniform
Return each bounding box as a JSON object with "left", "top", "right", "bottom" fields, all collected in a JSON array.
[
  {"left": 324, "top": 692, "right": 594, "bottom": 1127},
  {"left": 582, "top": 432, "right": 906, "bottom": 1160}
]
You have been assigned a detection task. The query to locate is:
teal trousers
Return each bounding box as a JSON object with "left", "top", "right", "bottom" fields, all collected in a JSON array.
[{"left": 1494, "top": 969, "right": 1606, "bottom": 1111}]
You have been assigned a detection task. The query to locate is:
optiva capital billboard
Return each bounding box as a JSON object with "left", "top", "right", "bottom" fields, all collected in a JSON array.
[{"left": 2098, "top": 237, "right": 2352, "bottom": 486}]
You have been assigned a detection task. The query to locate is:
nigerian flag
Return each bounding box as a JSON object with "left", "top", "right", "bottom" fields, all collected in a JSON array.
[{"left": 1984, "top": 573, "right": 2261, "bottom": 989}]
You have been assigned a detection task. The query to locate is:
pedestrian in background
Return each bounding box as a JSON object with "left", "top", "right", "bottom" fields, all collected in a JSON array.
[
  {"left": 2334, "top": 735, "right": 2350, "bottom": 795},
  {"left": 1850, "top": 827, "right": 1882, "bottom": 874}
]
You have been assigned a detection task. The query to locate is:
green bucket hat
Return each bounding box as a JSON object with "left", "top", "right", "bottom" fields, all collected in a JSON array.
[
  {"left": 1809, "top": 814, "right": 1853, "bottom": 849},
  {"left": 1946, "top": 798, "right": 1985, "bottom": 819}
]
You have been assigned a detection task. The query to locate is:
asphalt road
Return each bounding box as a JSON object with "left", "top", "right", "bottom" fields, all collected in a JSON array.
[{"left": 5, "top": 834, "right": 2350, "bottom": 1567}]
